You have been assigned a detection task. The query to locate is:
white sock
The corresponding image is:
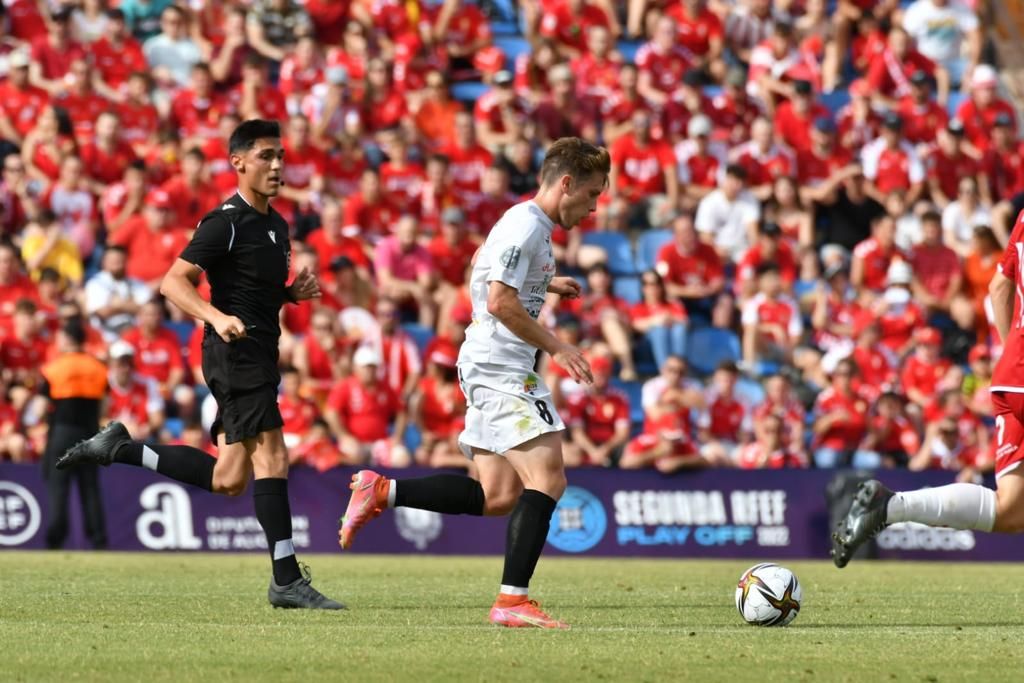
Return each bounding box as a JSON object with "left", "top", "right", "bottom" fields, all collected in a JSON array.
[
  {"left": 499, "top": 584, "right": 529, "bottom": 596},
  {"left": 387, "top": 479, "right": 397, "bottom": 508},
  {"left": 886, "top": 484, "right": 996, "bottom": 531}
]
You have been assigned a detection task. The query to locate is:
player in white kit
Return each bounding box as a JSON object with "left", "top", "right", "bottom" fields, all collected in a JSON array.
[{"left": 338, "top": 138, "right": 609, "bottom": 629}]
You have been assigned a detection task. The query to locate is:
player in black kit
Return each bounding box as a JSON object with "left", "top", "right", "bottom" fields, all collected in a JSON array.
[{"left": 58, "top": 120, "right": 343, "bottom": 610}]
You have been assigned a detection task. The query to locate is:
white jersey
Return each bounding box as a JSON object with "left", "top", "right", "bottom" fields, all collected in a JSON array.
[{"left": 459, "top": 200, "right": 556, "bottom": 369}]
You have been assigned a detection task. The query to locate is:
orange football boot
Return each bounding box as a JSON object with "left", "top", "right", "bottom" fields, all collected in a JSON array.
[
  {"left": 489, "top": 594, "right": 570, "bottom": 629},
  {"left": 338, "top": 470, "right": 389, "bottom": 550}
]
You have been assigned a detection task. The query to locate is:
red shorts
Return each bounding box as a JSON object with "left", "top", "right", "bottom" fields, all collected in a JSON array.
[{"left": 991, "top": 391, "right": 1024, "bottom": 478}]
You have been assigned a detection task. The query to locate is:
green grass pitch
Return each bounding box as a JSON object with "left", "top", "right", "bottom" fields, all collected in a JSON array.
[{"left": 2, "top": 553, "right": 1023, "bottom": 682}]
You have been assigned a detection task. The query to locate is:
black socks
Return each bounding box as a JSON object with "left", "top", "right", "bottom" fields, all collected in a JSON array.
[
  {"left": 395, "top": 475, "right": 485, "bottom": 515},
  {"left": 501, "top": 489, "right": 558, "bottom": 590},
  {"left": 253, "top": 478, "right": 301, "bottom": 586},
  {"left": 114, "top": 442, "right": 215, "bottom": 492}
]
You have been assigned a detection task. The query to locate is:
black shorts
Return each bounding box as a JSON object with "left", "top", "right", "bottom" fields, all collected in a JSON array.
[{"left": 202, "top": 338, "right": 283, "bottom": 444}]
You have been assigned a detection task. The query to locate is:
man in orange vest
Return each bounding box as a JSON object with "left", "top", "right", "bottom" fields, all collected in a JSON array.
[{"left": 40, "top": 318, "right": 108, "bottom": 549}]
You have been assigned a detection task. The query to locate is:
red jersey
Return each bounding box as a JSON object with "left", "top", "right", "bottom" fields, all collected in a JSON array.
[
  {"left": 473, "top": 90, "right": 528, "bottom": 136},
  {"left": 572, "top": 53, "right": 621, "bottom": 105},
  {"left": 666, "top": 4, "right": 723, "bottom": 56},
  {"left": 610, "top": 134, "right": 675, "bottom": 200},
  {"left": 699, "top": 390, "right": 749, "bottom": 441},
  {"left": 305, "top": 229, "right": 371, "bottom": 274},
  {"left": 379, "top": 331, "right": 423, "bottom": 395},
  {"left": 0, "top": 334, "right": 47, "bottom": 373},
  {"left": 910, "top": 243, "right": 960, "bottom": 300},
  {"left": 539, "top": 1, "right": 610, "bottom": 53},
  {"left": 80, "top": 142, "right": 137, "bottom": 186},
  {"left": 120, "top": 328, "right": 184, "bottom": 384},
  {"left": 92, "top": 37, "right": 147, "bottom": 90},
  {"left": 440, "top": 143, "right": 493, "bottom": 199},
  {"left": 160, "top": 176, "right": 222, "bottom": 231},
  {"left": 796, "top": 146, "right": 852, "bottom": 186},
  {"left": 0, "top": 82, "right": 49, "bottom": 138},
  {"left": 774, "top": 100, "right": 830, "bottom": 153},
  {"left": 736, "top": 241, "right": 797, "bottom": 286},
  {"left": 741, "top": 294, "right": 803, "bottom": 343},
  {"left": 170, "top": 89, "right": 229, "bottom": 140},
  {"left": 927, "top": 149, "right": 979, "bottom": 201},
  {"left": 279, "top": 393, "right": 318, "bottom": 439},
  {"left": 342, "top": 192, "right": 399, "bottom": 241},
  {"left": 901, "top": 354, "right": 953, "bottom": 400},
  {"left": 869, "top": 414, "right": 918, "bottom": 455},
  {"left": 326, "top": 377, "right": 399, "bottom": 441},
  {"left": 29, "top": 37, "right": 86, "bottom": 80},
  {"left": 836, "top": 106, "right": 883, "bottom": 152},
  {"left": 278, "top": 57, "right": 323, "bottom": 100},
  {"left": 7, "top": 0, "right": 47, "bottom": 42},
  {"left": 992, "top": 211, "right": 1024, "bottom": 391},
  {"left": 655, "top": 240, "right": 723, "bottom": 288},
  {"left": 814, "top": 386, "right": 869, "bottom": 450},
  {"left": 629, "top": 300, "right": 689, "bottom": 325},
  {"left": 428, "top": 235, "right": 478, "bottom": 286},
  {"left": 324, "top": 150, "right": 368, "bottom": 200},
  {"left": 866, "top": 48, "right": 935, "bottom": 100},
  {"left": 897, "top": 97, "right": 948, "bottom": 146},
  {"left": 466, "top": 191, "right": 517, "bottom": 237},
  {"left": 379, "top": 162, "right": 426, "bottom": 215},
  {"left": 418, "top": 375, "right": 466, "bottom": 438},
  {"left": 57, "top": 91, "right": 110, "bottom": 144},
  {"left": 957, "top": 97, "right": 1017, "bottom": 151},
  {"left": 635, "top": 42, "right": 692, "bottom": 94},
  {"left": 851, "top": 344, "right": 897, "bottom": 390},
  {"left": 852, "top": 237, "right": 906, "bottom": 292},
  {"left": 108, "top": 216, "right": 189, "bottom": 283},
  {"left": 228, "top": 85, "right": 288, "bottom": 123},
  {"left": 736, "top": 442, "right": 804, "bottom": 469},
  {"left": 732, "top": 142, "right": 795, "bottom": 188},
  {"left": 118, "top": 100, "right": 160, "bottom": 150},
  {"left": 986, "top": 142, "right": 1024, "bottom": 201},
  {"left": 567, "top": 387, "right": 630, "bottom": 444},
  {"left": 107, "top": 376, "right": 153, "bottom": 426}
]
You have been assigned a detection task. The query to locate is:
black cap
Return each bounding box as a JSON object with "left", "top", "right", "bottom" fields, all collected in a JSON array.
[
  {"left": 910, "top": 70, "right": 929, "bottom": 85},
  {"left": 814, "top": 116, "right": 836, "bottom": 133},
  {"left": 882, "top": 111, "right": 903, "bottom": 130},
  {"left": 760, "top": 222, "right": 782, "bottom": 237},
  {"left": 682, "top": 69, "right": 703, "bottom": 87},
  {"left": 947, "top": 118, "right": 965, "bottom": 135},
  {"left": 793, "top": 80, "right": 812, "bottom": 96},
  {"left": 330, "top": 255, "right": 355, "bottom": 271},
  {"left": 995, "top": 112, "right": 1014, "bottom": 127}
]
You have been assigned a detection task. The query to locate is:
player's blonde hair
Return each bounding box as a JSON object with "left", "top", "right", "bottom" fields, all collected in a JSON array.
[{"left": 539, "top": 137, "right": 611, "bottom": 186}]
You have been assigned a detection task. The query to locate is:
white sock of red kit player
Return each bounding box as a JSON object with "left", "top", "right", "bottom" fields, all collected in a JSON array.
[{"left": 886, "top": 483, "right": 996, "bottom": 531}]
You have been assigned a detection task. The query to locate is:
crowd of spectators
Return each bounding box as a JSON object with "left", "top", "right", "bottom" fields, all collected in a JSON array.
[{"left": 0, "top": 0, "right": 1015, "bottom": 482}]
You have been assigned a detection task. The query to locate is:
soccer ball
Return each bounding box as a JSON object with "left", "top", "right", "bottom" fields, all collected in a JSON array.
[{"left": 735, "top": 563, "right": 802, "bottom": 626}]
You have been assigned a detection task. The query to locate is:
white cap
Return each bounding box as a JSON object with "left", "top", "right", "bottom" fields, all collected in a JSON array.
[
  {"left": 353, "top": 346, "right": 382, "bottom": 367},
  {"left": 687, "top": 114, "right": 712, "bottom": 138},
  {"left": 109, "top": 340, "right": 135, "bottom": 360},
  {"left": 971, "top": 64, "right": 998, "bottom": 89},
  {"left": 886, "top": 259, "right": 913, "bottom": 286}
]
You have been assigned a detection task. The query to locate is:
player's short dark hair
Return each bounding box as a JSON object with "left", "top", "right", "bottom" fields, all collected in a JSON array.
[
  {"left": 427, "top": 153, "right": 450, "bottom": 167},
  {"left": 229, "top": 119, "right": 281, "bottom": 155},
  {"left": 539, "top": 137, "right": 611, "bottom": 186},
  {"left": 725, "top": 163, "right": 748, "bottom": 180},
  {"left": 756, "top": 262, "right": 780, "bottom": 277},
  {"left": 921, "top": 209, "right": 942, "bottom": 226},
  {"left": 716, "top": 360, "right": 739, "bottom": 375},
  {"left": 243, "top": 53, "right": 267, "bottom": 70},
  {"left": 127, "top": 159, "right": 147, "bottom": 173},
  {"left": 105, "top": 244, "right": 128, "bottom": 257},
  {"left": 39, "top": 267, "right": 61, "bottom": 284},
  {"left": 13, "top": 297, "right": 36, "bottom": 315},
  {"left": 184, "top": 146, "right": 206, "bottom": 162},
  {"left": 37, "top": 209, "right": 57, "bottom": 225},
  {"left": 61, "top": 318, "right": 86, "bottom": 346}
]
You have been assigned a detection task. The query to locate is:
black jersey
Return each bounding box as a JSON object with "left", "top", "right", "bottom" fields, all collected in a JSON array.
[{"left": 179, "top": 192, "right": 291, "bottom": 349}]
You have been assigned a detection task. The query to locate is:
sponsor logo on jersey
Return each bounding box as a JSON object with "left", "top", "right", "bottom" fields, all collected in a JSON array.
[
  {"left": 547, "top": 486, "right": 608, "bottom": 553},
  {"left": 221, "top": 203, "right": 235, "bottom": 210},
  {"left": 268, "top": 230, "right": 277, "bottom": 244},
  {"left": 523, "top": 373, "right": 539, "bottom": 394},
  {"left": 0, "top": 481, "right": 41, "bottom": 546},
  {"left": 500, "top": 246, "right": 521, "bottom": 269}
]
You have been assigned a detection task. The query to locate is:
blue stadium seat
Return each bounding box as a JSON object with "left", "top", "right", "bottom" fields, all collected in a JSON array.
[
  {"left": 403, "top": 423, "right": 422, "bottom": 453},
  {"left": 701, "top": 85, "right": 723, "bottom": 99},
  {"left": 401, "top": 323, "right": 435, "bottom": 357},
  {"left": 490, "top": 21, "right": 520, "bottom": 36},
  {"left": 164, "top": 418, "right": 184, "bottom": 439},
  {"left": 735, "top": 376, "right": 766, "bottom": 407},
  {"left": 489, "top": 0, "right": 518, "bottom": 23},
  {"left": 947, "top": 91, "right": 967, "bottom": 117},
  {"left": 610, "top": 378, "right": 645, "bottom": 425},
  {"left": 618, "top": 40, "right": 644, "bottom": 63},
  {"left": 685, "top": 327, "right": 741, "bottom": 376},
  {"left": 613, "top": 275, "right": 642, "bottom": 305},
  {"left": 819, "top": 90, "right": 850, "bottom": 115},
  {"left": 452, "top": 81, "right": 489, "bottom": 103},
  {"left": 165, "top": 321, "right": 194, "bottom": 347},
  {"left": 635, "top": 228, "right": 672, "bottom": 273},
  {"left": 631, "top": 336, "right": 659, "bottom": 377},
  {"left": 494, "top": 35, "right": 530, "bottom": 65},
  {"left": 582, "top": 231, "right": 636, "bottom": 275}
]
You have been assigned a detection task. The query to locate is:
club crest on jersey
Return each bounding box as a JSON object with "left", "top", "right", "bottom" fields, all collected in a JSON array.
[
  {"left": 268, "top": 230, "right": 277, "bottom": 244},
  {"left": 500, "top": 246, "right": 521, "bottom": 269},
  {"left": 524, "top": 373, "right": 539, "bottom": 394}
]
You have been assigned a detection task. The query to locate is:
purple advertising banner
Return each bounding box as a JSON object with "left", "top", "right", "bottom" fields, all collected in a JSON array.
[{"left": 1, "top": 463, "right": 1021, "bottom": 561}]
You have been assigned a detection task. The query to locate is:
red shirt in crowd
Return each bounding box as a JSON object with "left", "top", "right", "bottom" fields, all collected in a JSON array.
[
  {"left": 897, "top": 97, "right": 947, "bottom": 146},
  {"left": 699, "top": 391, "right": 749, "bottom": 442},
  {"left": 539, "top": 0, "right": 610, "bottom": 53},
  {"left": 666, "top": 3, "right": 723, "bottom": 57},
  {"left": 635, "top": 42, "right": 692, "bottom": 95},
  {"left": 655, "top": 240, "right": 723, "bottom": 290},
  {"left": 29, "top": 37, "right": 86, "bottom": 80},
  {"left": 92, "top": 36, "right": 147, "bottom": 91},
  {"left": 927, "top": 148, "right": 980, "bottom": 201},
  {"left": 327, "top": 377, "right": 400, "bottom": 442},
  {"left": 0, "top": 333, "right": 47, "bottom": 374},
  {"left": 473, "top": 90, "right": 528, "bottom": 137},
  {"left": 428, "top": 235, "right": 478, "bottom": 286},
  {"left": 305, "top": 229, "right": 371, "bottom": 273},
  {"left": 736, "top": 241, "right": 797, "bottom": 287},
  {"left": 814, "top": 386, "right": 869, "bottom": 450},
  {"left": 795, "top": 145, "right": 852, "bottom": 186},
  {"left": 58, "top": 91, "right": 110, "bottom": 144},
  {"left": 735, "top": 442, "right": 804, "bottom": 469},
  {"left": 866, "top": 47, "right": 935, "bottom": 100},
  {"left": 731, "top": 141, "right": 795, "bottom": 188},
  {"left": 901, "top": 354, "right": 953, "bottom": 400},
  {"left": 440, "top": 142, "right": 492, "bottom": 199},
  {"left": 852, "top": 344, "right": 897, "bottom": 390},
  {"left": 380, "top": 161, "right": 426, "bottom": 216},
  {"left": 418, "top": 375, "right": 466, "bottom": 438},
  {"left": 910, "top": 242, "right": 960, "bottom": 300},
  {"left": 957, "top": 96, "right": 1017, "bottom": 151},
  {"left": 610, "top": 134, "right": 675, "bottom": 201},
  {"left": 0, "top": 81, "right": 48, "bottom": 138},
  {"left": 118, "top": 99, "right": 161, "bottom": 150},
  {"left": 342, "top": 192, "right": 399, "bottom": 241},
  {"left": 774, "top": 100, "right": 831, "bottom": 153},
  {"left": 107, "top": 377, "right": 152, "bottom": 427},
  {"left": 869, "top": 413, "right": 919, "bottom": 455},
  {"left": 170, "top": 89, "right": 228, "bottom": 141},
  {"left": 120, "top": 328, "right": 185, "bottom": 385},
  {"left": 741, "top": 294, "right": 803, "bottom": 344},
  {"left": 568, "top": 386, "right": 630, "bottom": 443},
  {"left": 853, "top": 237, "right": 906, "bottom": 292},
  {"left": 108, "top": 217, "right": 190, "bottom": 283},
  {"left": 80, "top": 142, "right": 138, "bottom": 186},
  {"left": 279, "top": 392, "right": 318, "bottom": 440}
]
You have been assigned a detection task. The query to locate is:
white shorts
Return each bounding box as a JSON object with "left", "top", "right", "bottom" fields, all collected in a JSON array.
[{"left": 457, "top": 362, "right": 565, "bottom": 458}]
